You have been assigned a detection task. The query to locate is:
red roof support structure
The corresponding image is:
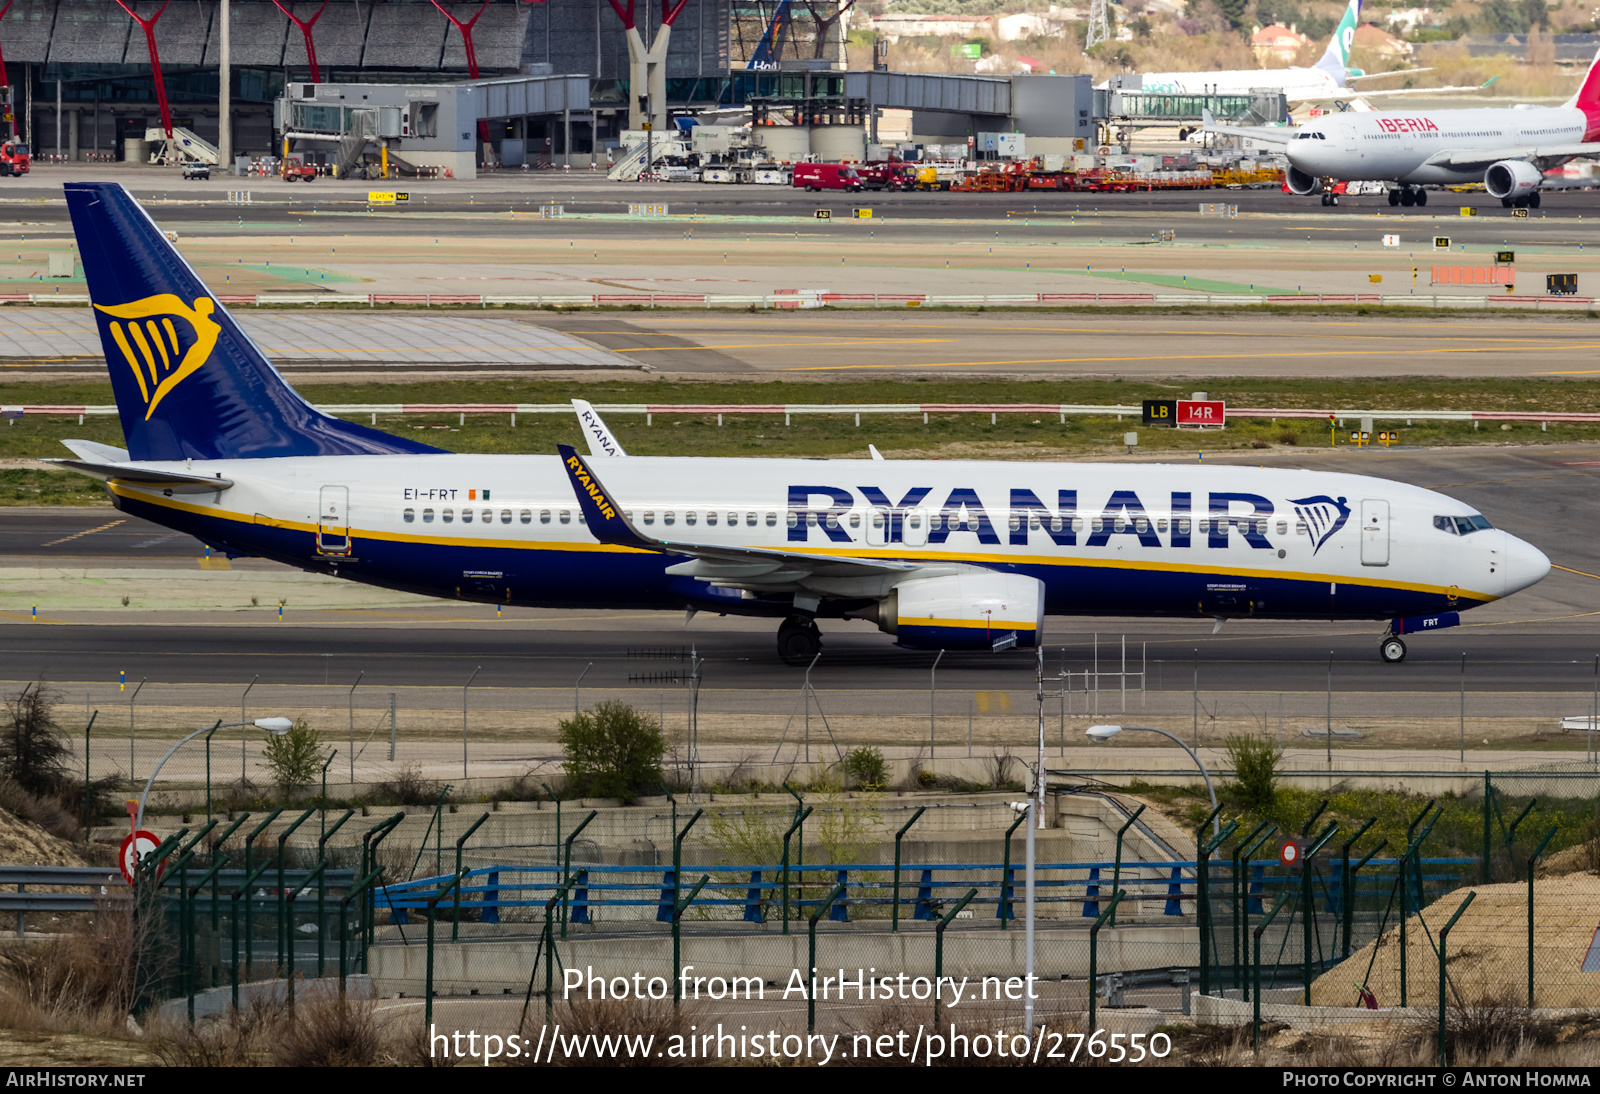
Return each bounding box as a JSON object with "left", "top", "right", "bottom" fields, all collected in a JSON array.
[
  {"left": 0, "top": 0, "right": 15, "bottom": 91},
  {"left": 271, "top": 0, "right": 331, "bottom": 83},
  {"left": 112, "top": 0, "right": 174, "bottom": 139},
  {"left": 428, "top": 0, "right": 492, "bottom": 145}
]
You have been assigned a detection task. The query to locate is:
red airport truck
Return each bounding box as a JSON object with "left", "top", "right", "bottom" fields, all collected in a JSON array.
[{"left": 792, "top": 162, "right": 864, "bottom": 192}]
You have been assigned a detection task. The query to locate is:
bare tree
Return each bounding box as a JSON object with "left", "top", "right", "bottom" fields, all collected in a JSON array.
[{"left": 798, "top": 0, "right": 859, "bottom": 60}]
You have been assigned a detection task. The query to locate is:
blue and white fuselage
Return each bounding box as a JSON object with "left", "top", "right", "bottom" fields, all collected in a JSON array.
[{"left": 57, "top": 180, "right": 1551, "bottom": 665}]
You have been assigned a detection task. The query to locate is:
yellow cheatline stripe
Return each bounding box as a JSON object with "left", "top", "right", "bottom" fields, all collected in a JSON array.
[
  {"left": 902, "top": 618, "right": 1039, "bottom": 631},
  {"left": 109, "top": 486, "right": 1493, "bottom": 602},
  {"left": 40, "top": 519, "right": 124, "bottom": 547}
]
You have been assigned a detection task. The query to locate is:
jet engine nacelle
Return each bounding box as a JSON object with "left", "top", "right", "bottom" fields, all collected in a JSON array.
[
  {"left": 876, "top": 572, "right": 1044, "bottom": 651},
  {"left": 1484, "top": 159, "right": 1542, "bottom": 199},
  {"left": 1285, "top": 166, "right": 1324, "bottom": 195}
]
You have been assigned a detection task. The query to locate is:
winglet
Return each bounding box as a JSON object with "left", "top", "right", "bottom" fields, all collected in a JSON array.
[
  {"left": 557, "top": 443, "right": 658, "bottom": 550},
  {"left": 572, "top": 398, "right": 628, "bottom": 457}
]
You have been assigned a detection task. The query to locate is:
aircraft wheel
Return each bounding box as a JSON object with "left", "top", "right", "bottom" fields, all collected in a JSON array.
[
  {"left": 1529, "top": 190, "right": 1541, "bottom": 209},
  {"left": 1388, "top": 189, "right": 1400, "bottom": 206},
  {"left": 1330, "top": 195, "right": 1339, "bottom": 206},
  {"left": 1320, "top": 193, "right": 1331, "bottom": 206},
  {"left": 1503, "top": 197, "right": 1513, "bottom": 208},
  {"left": 1379, "top": 636, "right": 1407, "bottom": 664},
  {"left": 1414, "top": 188, "right": 1427, "bottom": 207},
  {"left": 777, "top": 618, "right": 822, "bottom": 665},
  {"left": 1399, "top": 190, "right": 1415, "bottom": 207}
]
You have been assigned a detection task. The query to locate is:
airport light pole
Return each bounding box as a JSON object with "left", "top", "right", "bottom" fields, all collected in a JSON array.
[
  {"left": 1087, "top": 724, "right": 1218, "bottom": 834},
  {"left": 137, "top": 718, "right": 291, "bottom": 830}
]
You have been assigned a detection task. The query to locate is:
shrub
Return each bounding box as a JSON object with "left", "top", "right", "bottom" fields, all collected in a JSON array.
[
  {"left": 0, "top": 682, "right": 73, "bottom": 798},
  {"left": 262, "top": 718, "right": 326, "bottom": 796},
  {"left": 558, "top": 701, "right": 664, "bottom": 804},
  {"left": 371, "top": 765, "right": 444, "bottom": 806},
  {"left": 1225, "top": 733, "right": 1282, "bottom": 812},
  {"left": 842, "top": 746, "right": 887, "bottom": 789}
]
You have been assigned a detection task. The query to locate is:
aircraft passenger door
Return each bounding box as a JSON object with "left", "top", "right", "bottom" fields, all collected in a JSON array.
[
  {"left": 317, "top": 485, "right": 351, "bottom": 557},
  {"left": 864, "top": 508, "right": 890, "bottom": 546},
  {"left": 1360, "top": 499, "right": 1389, "bottom": 566},
  {"left": 901, "top": 508, "right": 928, "bottom": 546}
]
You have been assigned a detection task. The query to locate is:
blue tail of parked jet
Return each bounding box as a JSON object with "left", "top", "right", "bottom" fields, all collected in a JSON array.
[{"left": 64, "top": 182, "right": 445, "bottom": 462}]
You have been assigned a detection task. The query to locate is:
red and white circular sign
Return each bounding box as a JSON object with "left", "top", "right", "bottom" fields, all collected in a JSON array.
[
  {"left": 1279, "top": 840, "right": 1302, "bottom": 867},
  {"left": 119, "top": 830, "right": 164, "bottom": 886}
]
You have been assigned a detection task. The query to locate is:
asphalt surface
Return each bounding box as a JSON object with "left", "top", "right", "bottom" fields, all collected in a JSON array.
[
  {"left": 4, "top": 443, "right": 1598, "bottom": 692},
  {"left": 5, "top": 166, "right": 1600, "bottom": 246}
]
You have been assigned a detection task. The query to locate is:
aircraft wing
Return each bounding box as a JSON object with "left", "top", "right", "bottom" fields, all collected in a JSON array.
[
  {"left": 1200, "top": 109, "right": 1293, "bottom": 146},
  {"left": 1427, "top": 142, "right": 1600, "bottom": 170},
  {"left": 44, "top": 458, "right": 234, "bottom": 493},
  {"left": 556, "top": 444, "right": 927, "bottom": 590}
]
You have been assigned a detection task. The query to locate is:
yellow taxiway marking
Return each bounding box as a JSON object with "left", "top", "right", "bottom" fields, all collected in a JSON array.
[
  {"left": 1553, "top": 564, "right": 1600, "bottom": 581},
  {"left": 610, "top": 338, "right": 954, "bottom": 353},
  {"left": 40, "top": 520, "right": 123, "bottom": 548},
  {"left": 778, "top": 344, "right": 1600, "bottom": 371}
]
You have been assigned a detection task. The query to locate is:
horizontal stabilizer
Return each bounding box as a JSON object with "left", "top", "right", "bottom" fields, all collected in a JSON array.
[
  {"left": 60, "top": 438, "right": 130, "bottom": 463},
  {"left": 45, "top": 458, "right": 234, "bottom": 493}
]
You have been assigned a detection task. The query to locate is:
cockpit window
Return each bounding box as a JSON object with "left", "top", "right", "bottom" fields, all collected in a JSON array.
[{"left": 1434, "top": 514, "right": 1493, "bottom": 535}]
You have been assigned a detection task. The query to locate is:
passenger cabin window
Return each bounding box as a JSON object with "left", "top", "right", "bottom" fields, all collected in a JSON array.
[
  {"left": 1296, "top": 521, "right": 1308, "bottom": 535},
  {"left": 539, "top": 510, "right": 551, "bottom": 524},
  {"left": 766, "top": 513, "right": 777, "bottom": 527},
  {"left": 462, "top": 510, "right": 474, "bottom": 523},
  {"left": 500, "top": 510, "right": 511, "bottom": 524},
  {"left": 786, "top": 512, "right": 798, "bottom": 528},
  {"left": 559, "top": 511, "right": 571, "bottom": 524},
  {"left": 747, "top": 512, "right": 757, "bottom": 527},
  {"left": 1175, "top": 518, "right": 1190, "bottom": 535},
  {"left": 707, "top": 512, "right": 718, "bottom": 526},
  {"left": 728, "top": 513, "right": 738, "bottom": 526},
  {"left": 442, "top": 508, "right": 454, "bottom": 523},
  {"left": 664, "top": 511, "right": 676, "bottom": 526},
  {"left": 685, "top": 512, "right": 697, "bottom": 526},
  {"left": 423, "top": 508, "right": 435, "bottom": 523},
  {"left": 519, "top": 509, "right": 532, "bottom": 524},
  {"left": 643, "top": 511, "right": 655, "bottom": 525},
  {"left": 403, "top": 508, "right": 415, "bottom": 523},
  {"left": 1156, "top": 518, "right": 1168, "bottom": 533},
  {"left": 907, "top": 513, "right": 922, "bottom": 530},
  {"left": 1276, "top": 520, "right": 1288, "bottom": 535}
]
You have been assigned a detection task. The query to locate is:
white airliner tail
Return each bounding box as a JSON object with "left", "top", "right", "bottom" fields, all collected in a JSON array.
[
  {"left": 1312, "top": 0, "right": 1362, "bottom": 87},
  {"left": 1561, "top": 47, "right": 1600, "bottom": 109}
]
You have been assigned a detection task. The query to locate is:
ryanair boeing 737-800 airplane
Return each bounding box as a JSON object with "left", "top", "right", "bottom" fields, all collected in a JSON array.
[{"left": 53, "top": 183, "right": 1550, "bottom": 665}]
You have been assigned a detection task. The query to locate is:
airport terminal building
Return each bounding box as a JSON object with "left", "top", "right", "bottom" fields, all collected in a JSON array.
[{"left": 0, "top": 0, "right": 1102, "bottom": 174}]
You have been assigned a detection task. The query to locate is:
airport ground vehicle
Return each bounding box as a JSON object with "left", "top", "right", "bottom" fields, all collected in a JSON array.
[
  {"left": 0, "top": 141, "right": 29, "bottom": 176},
  {"left": 182, "top": 162, "right": 210, "bottom": 180},
  {"left": 793, "top": 162, "right": 864, "bottom": 192},
  {"left": 282, "top": 163, "right": 318, "bottom": 182}
]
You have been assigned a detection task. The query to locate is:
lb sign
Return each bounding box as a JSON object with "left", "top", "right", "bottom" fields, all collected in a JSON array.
[
  {"left": 1279, "top": 840, "right": 1303, "bottom": 868},
  {"left": 119, "top": 830, "right": 164, "bottom": 886}
]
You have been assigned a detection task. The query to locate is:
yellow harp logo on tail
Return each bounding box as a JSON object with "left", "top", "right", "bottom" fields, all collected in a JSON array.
[{"left": 94, "top": 294, "right": 222, "bottom": 420}]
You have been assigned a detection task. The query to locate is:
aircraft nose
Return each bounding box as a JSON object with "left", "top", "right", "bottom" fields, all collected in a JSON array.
[{"left": 1500, "top": 532, "right": 1550, "bottom": 596}]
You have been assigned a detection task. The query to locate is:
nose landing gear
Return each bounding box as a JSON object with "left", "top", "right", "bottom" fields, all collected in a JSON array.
[{"left": 1379, "top": 635, "right": 1407, "bottom": 663}]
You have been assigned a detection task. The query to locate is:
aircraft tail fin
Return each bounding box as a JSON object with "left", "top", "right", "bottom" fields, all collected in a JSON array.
[
  {"left": 64, "top": 181, "right": 446, "bottom": 462},
  {"left": 1312, "top": 0, "right": 1361, "bottom": 86},
  {"left": 1563, "top": 47, "right": 1600, "bottom": 111}
]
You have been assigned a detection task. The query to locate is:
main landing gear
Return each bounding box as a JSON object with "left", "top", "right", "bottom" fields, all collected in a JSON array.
[
  {"left": 1379, "top": 635, "right": 1407, "bottom": 663},
  {"left": 1501, "top": 191, "right": 1541, "bottom": 209},
  {"left": 777, "top": 616, "right": 822, "bottom": 665},
  {"left": 1388, "top": 186, "right": 1428, "bottom": 208},
  {"left": 1320, "top": 191, "right": 1340, "bottom": 206}
]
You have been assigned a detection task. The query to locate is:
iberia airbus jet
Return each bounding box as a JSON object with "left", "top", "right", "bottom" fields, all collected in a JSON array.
[
  {"left": 54, "top": 183, "right": 1550, "bottom": 664},
  {"left": 1208, "top": 46, "right": 1600, "bottom": 208}
]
